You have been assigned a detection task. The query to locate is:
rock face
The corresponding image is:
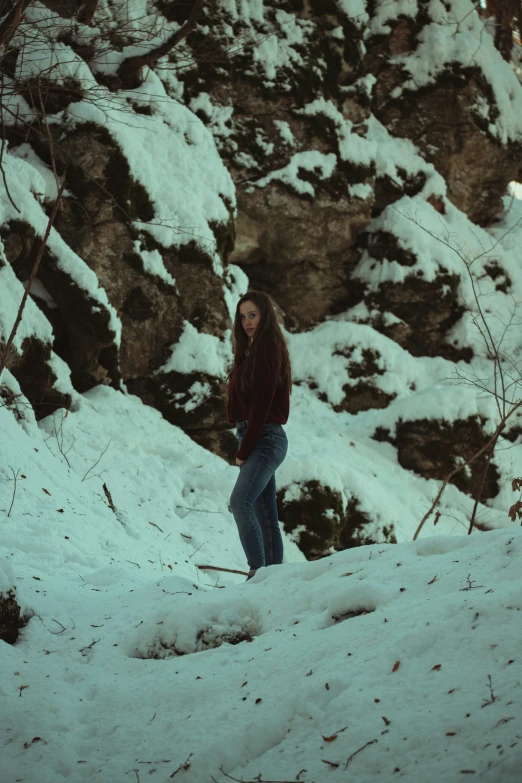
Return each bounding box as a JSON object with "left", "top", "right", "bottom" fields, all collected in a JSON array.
[
  {"left": 177, "top": 0, "right": 522, "bottom": 333},
  {"left": 2, "top": 0, "right": 522, "bottom": 556},
  {"left": 1, "top": 49, "right": 236, "bottom": 437},
  {"left": 229, "top": 187, "right": 370, "bottom": 330},
  {"left": 367, "top": 19, "right": 521, "bottom": 227},
  {"left": 182, "top": 1, "right": 375, "bottom": 330}
]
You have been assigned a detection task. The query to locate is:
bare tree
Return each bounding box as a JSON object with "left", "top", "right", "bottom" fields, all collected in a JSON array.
[{"left": 402, "top": 209, "right": 522, "bottom": 540}]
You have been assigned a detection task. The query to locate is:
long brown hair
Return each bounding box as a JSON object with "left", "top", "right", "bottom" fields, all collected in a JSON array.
[{"left": 226, "top": 290, "right": 292, "bottom": 396}]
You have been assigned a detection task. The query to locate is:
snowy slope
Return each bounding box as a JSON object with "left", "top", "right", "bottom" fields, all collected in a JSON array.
[{"left": 1, "top": 375, "right": 522, "bottom": 782}]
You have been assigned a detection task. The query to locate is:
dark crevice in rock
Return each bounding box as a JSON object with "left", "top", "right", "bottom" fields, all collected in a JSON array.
[
  {"left": 331, "top": 607, "right": 374, "bottom": 623},
  {"left": 5, "top": 336, "right": 72, "bottom": 419},
  {"left": 0, "top": 588, "right": 24, "bottom": 644},
  {"left": 279, "top": 480, "right": 344, "bottom": 560},
  {"left": 122, "top": 287, "right": 156, "bottom": 321},
  {"left": 135, "top": 625, "right": 257, "bottom": 659},
  {"left": 334, "top": 383, "right": 395, "bottom": 414},
  {"left": 339, "top": 498, "right": 397, "bottom": 549}
]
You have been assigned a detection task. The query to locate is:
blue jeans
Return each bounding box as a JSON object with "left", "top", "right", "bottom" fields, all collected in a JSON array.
[{"left": 230, "top": 421, "right": 288, "bottom": 571}]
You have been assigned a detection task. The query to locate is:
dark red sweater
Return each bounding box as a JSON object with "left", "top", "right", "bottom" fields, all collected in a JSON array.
[{"left": 227, "top": 339, "right": 290, "bottom": 460}]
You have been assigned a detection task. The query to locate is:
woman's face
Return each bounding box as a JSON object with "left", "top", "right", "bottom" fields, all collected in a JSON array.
[{"left": 239, "top": 300, "right": 261, "bottom": 339}]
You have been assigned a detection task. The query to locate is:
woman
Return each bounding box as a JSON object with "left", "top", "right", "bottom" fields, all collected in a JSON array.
[{"left": 226, "top": 290, "right": 292, "bottom": 581}]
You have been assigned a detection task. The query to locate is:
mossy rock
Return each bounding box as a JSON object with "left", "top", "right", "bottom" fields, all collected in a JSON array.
[
  {"left": 370, "top": 272, "right": 472, "bottom": 361},
  {"left": 279, "top": 481, "right": 397, "bottom": 557},
  {"left": 335, "top": 382, "right": 395, "bottom": 414},
  {"left": 191, "top": 427, "right": 238, "bottom": 464},
  {"left": 127, "top": 369, "right": 225, "bottom": 432},
  {"left": 395, "top": 415, "right": 500, "bottom": 499},
  {"left": 0, "top": 588, "right": 23, "bottom": 644},
  {"left": 278, "top": 479, "right": 345, "bottom": 559}
]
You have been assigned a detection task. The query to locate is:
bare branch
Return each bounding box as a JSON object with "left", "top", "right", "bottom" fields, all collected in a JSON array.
[
  {"left": 0, "top": 178, "right": 66, "bottom": 380},
  {"left": 117, "top": 0, "right": 205, "bottom": 88},
  {"left": 197, "top": 564, "right": 249, "bottom": 576},
  {"left": 0, "top": 0, "right": 32, "bottom": 50}
]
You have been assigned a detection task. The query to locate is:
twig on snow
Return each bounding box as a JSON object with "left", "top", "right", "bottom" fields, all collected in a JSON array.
[
  {"left": 49, "top": 618, "right": 66, "bottom": 634},
  {"left": 345, "top": 738, "right": 378, "bottom": 770},
  {"left": 212, "top": 767, "right": 310, "bottom": 783},
  {"left": 37, "top": 616, "right": 67, "bottom": 635},
  {"left": 196, "top": 565, "right": 249, "bottom": 576},
  {"left": 460, "top": 574, "right": 484, "bottom": 591},
  {"left": 170, "top": 753, "right": 193, "bottom": 778},
  {"left": 188, "top": 543, "right": 204, "bottom": 559},
  {"left": 79, "top": 638, "right": 100, "bottom": 655},
  {"left": 481, "top": 674, "right": 497, "bottom": 708},
  {"left": 103, "top": 483, "right": 116, "bottom": 513}
]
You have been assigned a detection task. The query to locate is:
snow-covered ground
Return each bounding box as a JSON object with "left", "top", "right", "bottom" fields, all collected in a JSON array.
[
  {"left": 2, "top": 0, "right": 522, "bottom": 778},
  {"left": 1, "top": 375, "right": 521, "bottom": 783}
]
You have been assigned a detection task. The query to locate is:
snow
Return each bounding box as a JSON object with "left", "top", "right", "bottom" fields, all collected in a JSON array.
[
  {"left": 253, "top": 150, "right": 337, "bottom": 197},
  {"left": 222, "top": 264, "right": 250, "bottom": 322},
  {"left": 274, "top": 119, "right": 296, "bottom": 147},
  {"left": 0, "top": 259, "right": 54, "bottom": 353},
  {"left": 337, "top": 0, "right": 369, "bottom": 27},
  {"left": 24, "top": 279, "right": 57, "bottom": 309},
  {"left": 250, "top": 9, "right": 314, "bottom": 85},
  {"left": 298, "top": 98, "right": 376, "bottom": 168},
  {"left": 508, "top": 181, "right": 522, "bottom": 200},
  {"left": 369, "top": 0, "right": 418, "bottom": 33},
  {"left": 349, "top": 182, "right": 373, "bottom": 199},
  {"left": 190, "top": 93, "right": 235, "bottom": 142},
  {"left": 68, "top": 69, "right": 235, "bottom": 251},
  {"left": 0, "top": 557, "right": 15, "bottom": 596},
  {"left": 133, "top": 241, "right": 177, "bottom": 288},
  {"left": 1, "top": 381, "right": 521, "bottom": 781},
  {"left": 259, "top": 104, "right": 445, "bottom": 200},
  {"left": 157, "top": 320, "right": 232, "bottom": 377},
  {"left": 11, "top": 145, "right": 59, "bottom": 203},
  {"left": 290, "top": 320, "right": 470, "bottom": 409}
]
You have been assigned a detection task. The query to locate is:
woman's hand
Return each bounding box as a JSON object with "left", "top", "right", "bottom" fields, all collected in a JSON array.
[{"left": 236, "top": 457, "right": 245, "bottom": 466}]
